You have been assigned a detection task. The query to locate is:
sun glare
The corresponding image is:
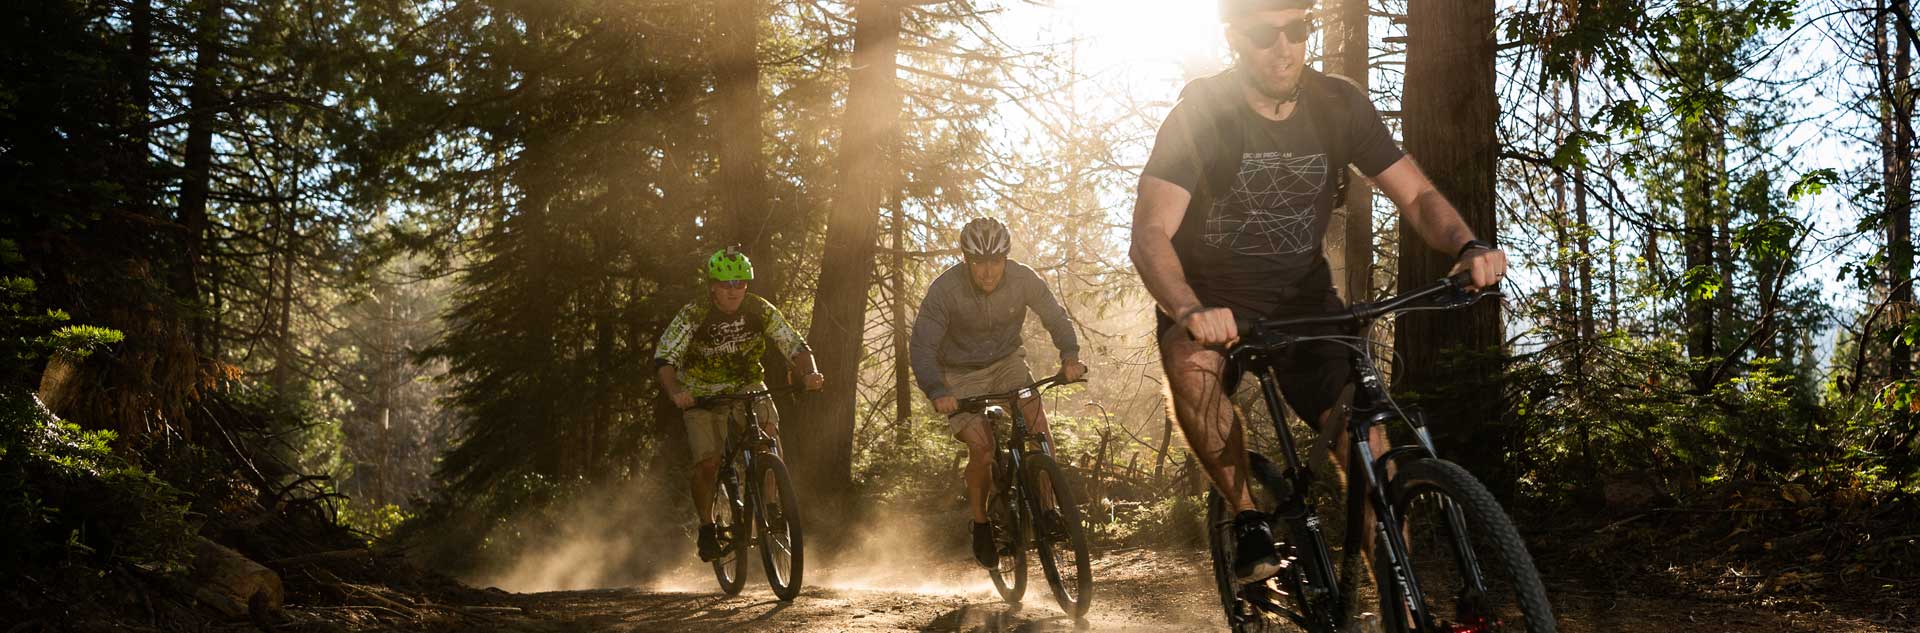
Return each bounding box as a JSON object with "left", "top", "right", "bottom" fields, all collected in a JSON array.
[{"left": 1033, "top": 0, "right": 1230, "bottom": 85}]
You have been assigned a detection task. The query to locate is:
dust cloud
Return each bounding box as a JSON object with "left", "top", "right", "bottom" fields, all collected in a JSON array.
[
  {"left": 474, "top": 474, "right": 699, "bottom": 593},
  {"left": 805, "top": 505, "right": 996, "bottom": 598}
]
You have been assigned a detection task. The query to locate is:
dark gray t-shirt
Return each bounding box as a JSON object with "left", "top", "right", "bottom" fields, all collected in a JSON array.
[{"left": 1143, "top": 70, "right": 1403, "bottom": 318}]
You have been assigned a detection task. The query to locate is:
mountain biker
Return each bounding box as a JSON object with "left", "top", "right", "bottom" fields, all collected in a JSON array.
[
  {"left": 1128, "top": 0, "right": 1508, "bottom": 583},
  {"left": 656, "top": 247, "right": 826, "bottom": 563},
  {"left": 910, "top": 217, "right": 1088, "bottom": 568}
]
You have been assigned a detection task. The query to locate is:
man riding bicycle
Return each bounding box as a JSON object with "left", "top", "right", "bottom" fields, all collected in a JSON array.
[
  {"left": 1128, "top": 0, "right": 1508, "bottom": 583},
  {"left": 910, "top": 217, "right": 1087, "bottom": 568},
  {"left": 656, "top": 247, "right": 825, "bottom": 562}
]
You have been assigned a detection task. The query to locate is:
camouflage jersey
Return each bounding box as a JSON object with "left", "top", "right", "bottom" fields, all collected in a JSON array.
[{"left": 654, "top": 294, "right": 809, "bottom": 398}]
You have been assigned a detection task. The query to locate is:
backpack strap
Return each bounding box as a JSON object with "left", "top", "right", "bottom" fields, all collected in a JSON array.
[
  {"left": 1175, "top": 68, "right": 1247, "bottom": 202},
  {"left": 1300, "top": 69, "right": 1356, "bottom": 208}
]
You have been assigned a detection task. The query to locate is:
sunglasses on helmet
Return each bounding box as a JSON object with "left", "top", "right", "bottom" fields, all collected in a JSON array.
[{"left": 1237, "top": 17, "right": 1314, "bottom": 49}]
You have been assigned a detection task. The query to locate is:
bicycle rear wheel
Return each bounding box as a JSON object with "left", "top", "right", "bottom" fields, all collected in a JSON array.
[
  {"left": 755, "top": 457, "right": 805, "bottom": 601},
  {"left": 711, "top": 469, "right": 751, "bottom": 596},
  {"left": 1025, "top": 453, "right": 1093, "bottom": 618},
  {"left": 986, "top": 469, "right": 1029, "bottom": 603},
  {"left": 1384, "top": 458, "right": 1555, "bottom": 633}
]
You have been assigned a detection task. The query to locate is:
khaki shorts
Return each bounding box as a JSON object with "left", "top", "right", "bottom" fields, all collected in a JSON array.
[
  {"left": 685, "top": 392, "right": 779, "bottom": 464},
  {"left": 942, "top": 348, "right": 1035, "bottom": 438}
]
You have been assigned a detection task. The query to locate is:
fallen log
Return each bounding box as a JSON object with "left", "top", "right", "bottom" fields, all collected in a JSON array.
[{"left": 189, "top": 537, "right": 284, "bottom": 618}]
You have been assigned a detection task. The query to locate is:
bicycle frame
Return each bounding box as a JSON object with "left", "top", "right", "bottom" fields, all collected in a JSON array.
[
  {"left": 701, "top": 389, "right": 792, "bottom": 551},
  {"left": 956, "top": 376, "right": 1076, "bottom": 526},
  {"left": 1228, "top": 275, "right": 1493, "bottom": 631}
]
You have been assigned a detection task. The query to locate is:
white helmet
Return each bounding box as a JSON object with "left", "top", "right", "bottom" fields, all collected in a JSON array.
[{"left": 959, "top": 217, "right": 1011, "bottom": 258}]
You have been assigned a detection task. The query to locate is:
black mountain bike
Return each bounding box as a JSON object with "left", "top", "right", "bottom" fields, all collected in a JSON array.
[
  {"left": 1207, "top": 275, "right": 1555, "bottom": 633},
  {"left": 954, "top": 374, "right": 1095, "bottom": 618},
  {"left": 698, "top": 386, "right": 805, "bottom": 602}
]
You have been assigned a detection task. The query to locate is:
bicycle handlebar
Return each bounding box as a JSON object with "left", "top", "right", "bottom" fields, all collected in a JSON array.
[
  {"left": 951, "top": 372, "right": 1086, "bottom": 415},
  {"left": 1233, "top": 272, "right": 1495, "bottom": 340}
]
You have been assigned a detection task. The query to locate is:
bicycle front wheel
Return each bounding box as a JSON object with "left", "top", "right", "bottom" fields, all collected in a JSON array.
[
  {"left": 1025, "top": 453, "right": 1093, "bottom": 618},
  {"left": 755, "top": 456, "right": 805, "bottom": 601},
  {"left": 1383, "top": 458, "right": 1556, "bottom": 633},
  {"left": 711, "top": 469, "right": 751, "bottom": 596},
  {"left": 986, "top": 467, "right": 1029, "bottom": 603}
]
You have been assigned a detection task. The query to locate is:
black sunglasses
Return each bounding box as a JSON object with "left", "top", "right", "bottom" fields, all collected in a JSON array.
[{"left": 1238, "top": 17, "right": 1314, "bottom": 49}]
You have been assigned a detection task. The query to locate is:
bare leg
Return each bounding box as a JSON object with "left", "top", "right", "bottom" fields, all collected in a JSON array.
[
  {"left": 1159, "top": 325, "right": 1257, "bottom": 512},
  {"left": 1018, "top": 395, "right": 1061, "bottom": 509},
  {"left": 691, "top": 456, "right": 721, "bottom": 524},
  {"left": 957, "top": 423, "right": 995, "bottom": 523}
]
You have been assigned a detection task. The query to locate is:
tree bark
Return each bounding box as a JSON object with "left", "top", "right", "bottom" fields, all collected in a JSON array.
[
  {"left": 176, "top": 0, "right": 221, "bottom": 358},
  {"left": 1574, "top": 76, "right": 1594, "bottom": 342},
  {"left": 1680, "top": 1, "right": 1726, "bottom": 393},
  {"left": 1883, "top": 0, "right": 1915, "bottom": 381},
  {"left": 714, "top": 0, "right": 778, "bottom": 289},
  {"left": 1396, "top": 0, "right": 1504, "bottom": 483},
  {"left": 891, "top": 199, "right": 912, "bottom": 445},
  {"left": 800, "top": 0, "right": 903, "bottom": 499},
  {"left": 1323, "top": 0, "right": 1374, "bottom": 301}
]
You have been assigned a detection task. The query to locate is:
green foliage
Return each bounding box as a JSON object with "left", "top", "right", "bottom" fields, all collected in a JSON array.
[
  {"left": 338, "top": 501, "right": 412, "bottom": 544},
  {"left": 1502, "top": 332, "right": 1913, "bottom": 505},
  {"left": 0, "top": 276, "right": 125, "bottom": 388},
  {"left": 0, "top": 392, "right": 194, "bottom": 577},
  {"left": 1096, "top": 492, "right": 1207, "bottom": 549}
]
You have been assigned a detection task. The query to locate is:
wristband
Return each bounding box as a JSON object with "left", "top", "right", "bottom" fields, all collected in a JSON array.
[{"left": 1456, "top": 239, "right": 1494, "bottom": 260}]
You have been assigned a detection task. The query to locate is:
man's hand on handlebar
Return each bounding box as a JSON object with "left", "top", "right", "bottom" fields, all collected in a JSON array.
[
  {"left": 1182, "top": 306, "right": 1239, "bottom": 347},
  {"left": 1061, "top": 359, "right": 1088, "bottom": 383},
  {"left": 671, "top": 390, "right": 697, "bottom": 410},
  {"left": 934, "top": 396, "right": 959, "bottom": 415},
  {"left": 1451, "top": 246, "right": 1509, "bottom": 291},
  {"left": 803, "top": 371, "right": 826, "bottom": 391}
]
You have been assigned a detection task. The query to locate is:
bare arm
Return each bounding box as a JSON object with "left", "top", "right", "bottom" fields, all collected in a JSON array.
[
  {"left": 1129, "top": 175, "right": 1238, "bottom": 345},
  {"left": 1370, "top": 156, "right": 1508, "bottom": 289},
  {"left": 790, "top": 348, "right": 822, "bottom": 390},
  {"left": 1372, "top": 156, "right": 1475, "bottom": 254},
  {"left": 1129, "top": 175, "right": 1204, "bottom": 319},
  {"left": 657, "top": 364, "right": 694, "bottom": 409}
]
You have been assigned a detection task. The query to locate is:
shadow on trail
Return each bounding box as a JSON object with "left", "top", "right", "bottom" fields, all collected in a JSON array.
[
  {"left": 920, "top": 602, "right": 1086, "bottom": 632},
  {"left": 540, "top": 588, "right": 792, "bottom": 629}
]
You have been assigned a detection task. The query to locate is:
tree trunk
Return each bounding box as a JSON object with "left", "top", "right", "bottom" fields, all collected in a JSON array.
[
  {"left": 176, "top": 0, "right": 221, "bottom": 358},
  {"left": 1324, "top": 0, "right": 1374, "bottom": 301},
  {"left": 714, "top": 0, "right": 777, "bottom": 287},
  {"left": 1884, "top": 0, "right": 1914, "bottom": 382},
  {"left": 1396, "top": 0, "right": 1504, "bottom": 483},
  {"left": 891, "top": 199, "right": 912, "bottom": 445},
  {"left": 1680, "top": 1, "right": 1726, "bottom": 393},
  {"left": 800, "top": 0, "right": 902, "bottom": 500},
  {"left": 1574, "top": 76, "right": 1594, "bottom": 342}
]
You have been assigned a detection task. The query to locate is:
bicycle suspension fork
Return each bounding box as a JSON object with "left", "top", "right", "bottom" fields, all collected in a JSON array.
[{"left": 1351, "top": 410, "right": 1435, "bottom": 630}]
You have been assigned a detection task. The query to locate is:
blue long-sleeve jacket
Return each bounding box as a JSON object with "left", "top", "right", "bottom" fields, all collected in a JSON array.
[{"left": 910, "top": 261, "right": 1079, "bottom": 400}]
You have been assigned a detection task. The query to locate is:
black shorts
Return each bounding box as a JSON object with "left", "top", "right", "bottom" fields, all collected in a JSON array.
[{"left": 1156, "top": 286, "right": 1352, "bottom": 427}]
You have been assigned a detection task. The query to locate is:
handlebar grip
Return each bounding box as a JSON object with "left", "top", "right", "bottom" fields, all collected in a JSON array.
[
  {"left": 1447, "top": 270, "right": 1476, "bottom": 289},
  {"left": 1235, "top": 317, "right": 1256, "bottom": 339}
]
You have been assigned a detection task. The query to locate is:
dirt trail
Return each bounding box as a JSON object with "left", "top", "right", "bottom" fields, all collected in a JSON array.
[{"left": 482, "top": 548, "right": 1903, "bottom": 632}]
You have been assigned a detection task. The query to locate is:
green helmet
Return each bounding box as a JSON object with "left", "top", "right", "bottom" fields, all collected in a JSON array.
[{"left": 706, "top": 246, "right": 755, "bottom": 281}]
